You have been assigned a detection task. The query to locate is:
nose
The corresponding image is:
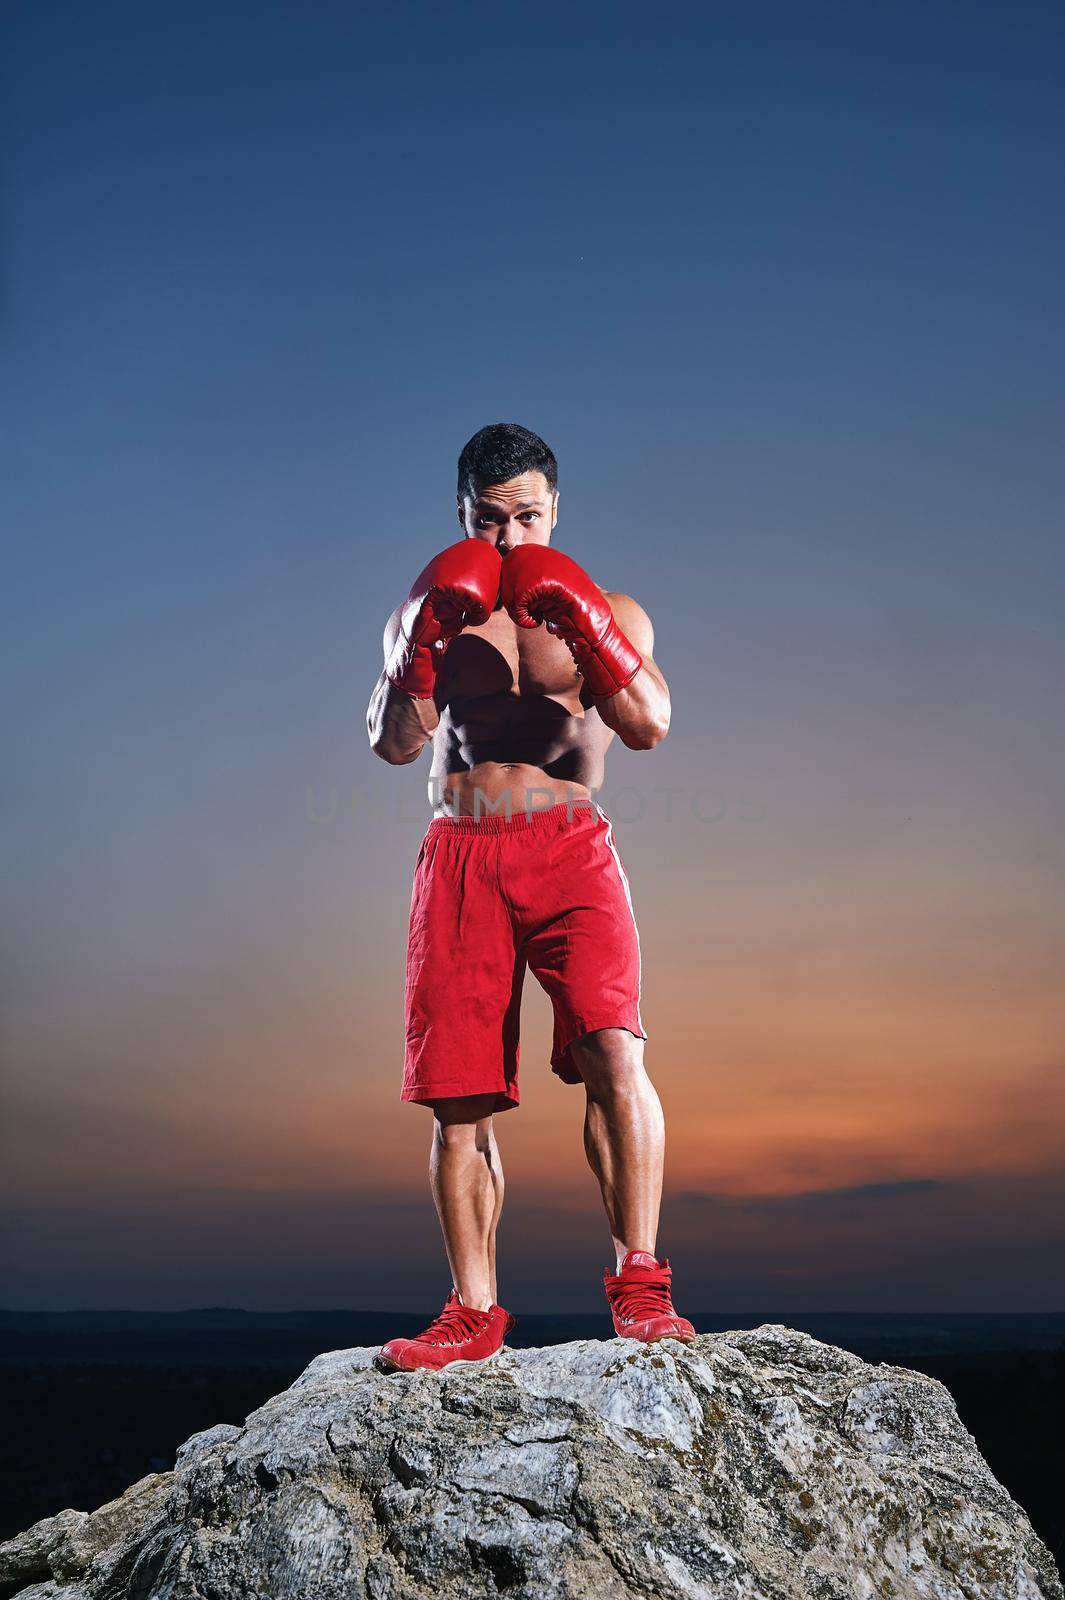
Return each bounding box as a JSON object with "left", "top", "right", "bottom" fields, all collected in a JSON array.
[{"left": 497, "top": 523, "right": 531, "bottom": 557}]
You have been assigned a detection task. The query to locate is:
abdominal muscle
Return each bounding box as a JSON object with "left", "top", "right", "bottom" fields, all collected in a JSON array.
[
  {"left": 430, "top": 762, "right": 594, "bottom": 820},
  {"left": 425, "top": 638, "right": 614, "bottom": 817}
]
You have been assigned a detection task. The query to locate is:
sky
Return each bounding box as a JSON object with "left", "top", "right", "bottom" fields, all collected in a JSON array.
[{"left": 3, "top": 0, "right": 1063, "bottom": 1313}]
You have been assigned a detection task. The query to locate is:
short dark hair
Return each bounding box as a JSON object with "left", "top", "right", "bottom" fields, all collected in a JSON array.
[{"left": 457, "top": 423, "right": 558, "bottom": 500}]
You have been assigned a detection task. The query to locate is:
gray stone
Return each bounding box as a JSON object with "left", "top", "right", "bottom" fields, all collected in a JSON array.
[
  {"left": 0, "top": 1326, "right": 1058, "bottom": 1599},
  {"left": 173, "top": 1424, "right": 242, "bottom": 1469}
]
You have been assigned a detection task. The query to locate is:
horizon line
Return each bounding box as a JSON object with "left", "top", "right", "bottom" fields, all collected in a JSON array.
[{"left": 3, "top": 1305, "right": 1065, "bottom": 1319}]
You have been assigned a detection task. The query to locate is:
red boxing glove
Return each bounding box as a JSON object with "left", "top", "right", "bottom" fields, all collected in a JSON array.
[
  {"left": 386, "top": 539, "right": 502, "bottom": 698},
  {"left": 501, "top": 545, "right": 643, "bottom": 699}
]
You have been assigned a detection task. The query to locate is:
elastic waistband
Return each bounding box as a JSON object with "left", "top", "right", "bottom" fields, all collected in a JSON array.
[{"left": 426, "top": 800, "right": 602, "bottom": 837}]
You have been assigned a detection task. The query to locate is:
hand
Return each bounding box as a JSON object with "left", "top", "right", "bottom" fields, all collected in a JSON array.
[
  {"left": 386, "top": 539, "right": 502, "bottom": 698},
  {"left": 500, "top": 545, "right": 643, "bottom": 698}
]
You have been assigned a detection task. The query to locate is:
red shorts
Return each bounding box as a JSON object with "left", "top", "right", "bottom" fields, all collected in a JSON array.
[{"left": 402, "top": 801, "right": 646, "bottom": 1111}]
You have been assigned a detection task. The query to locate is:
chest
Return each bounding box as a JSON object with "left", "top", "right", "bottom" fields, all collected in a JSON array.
[{"left": 443, "top": 607, "right": 584, "bottom": 703}]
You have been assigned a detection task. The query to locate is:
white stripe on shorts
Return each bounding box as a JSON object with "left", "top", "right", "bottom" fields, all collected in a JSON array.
[{"left": 596, "top": 804, "right": 645, "bottom": 1036}]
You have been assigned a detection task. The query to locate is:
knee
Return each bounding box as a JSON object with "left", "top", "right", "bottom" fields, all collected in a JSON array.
[
  {"left": 432, "top": 1095, "right": 496, "bottom": 1152},
  {"left": 569, "top": 1028, "right": 647, "bottom": 1095}
]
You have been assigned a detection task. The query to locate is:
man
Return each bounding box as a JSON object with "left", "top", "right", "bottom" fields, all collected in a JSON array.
[{"left": 366, "top": 422, "right": 694, "bottom": 1371}]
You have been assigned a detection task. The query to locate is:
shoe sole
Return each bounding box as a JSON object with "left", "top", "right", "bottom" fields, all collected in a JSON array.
[
  {"left": 613, "top": 1329, "right": 697, "bottom": 1344},
  {"left": 373, "top": 1343, "right": 509, "bottom": 1376}
]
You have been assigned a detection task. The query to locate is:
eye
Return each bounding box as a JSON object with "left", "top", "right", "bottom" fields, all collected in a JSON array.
[{"left": 520, "top": 512, "right": 539, "bottom": 522}]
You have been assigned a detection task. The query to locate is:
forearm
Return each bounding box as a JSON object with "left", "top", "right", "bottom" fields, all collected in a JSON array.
[
  {"left": 367, "top": 672, "right": 439, "bottom": 763},
  {"left": 593, "top": 664, "right": 670, "bottom": 750}
]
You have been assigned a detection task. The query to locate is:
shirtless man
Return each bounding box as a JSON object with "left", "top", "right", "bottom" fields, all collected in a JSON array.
[{"left": 366, "top": 422, "right": 694, "bottom": 1370}]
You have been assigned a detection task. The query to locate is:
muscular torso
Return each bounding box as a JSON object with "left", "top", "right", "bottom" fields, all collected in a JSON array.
[{"left": 429, "top": 598, "right": 616, "bottom": 816}]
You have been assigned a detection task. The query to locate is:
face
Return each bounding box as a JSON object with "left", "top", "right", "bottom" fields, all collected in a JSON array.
[{"left": 457, "top": 470, "right": 558, "bottom": 555}]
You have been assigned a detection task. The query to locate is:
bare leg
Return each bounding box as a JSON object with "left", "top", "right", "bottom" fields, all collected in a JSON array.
[
  {"left": 568, "top": 1029, "right": 665, "bottom": 1270},
  {"left": 429, "top": 1094, "right": 505, "bottom": 1311}
]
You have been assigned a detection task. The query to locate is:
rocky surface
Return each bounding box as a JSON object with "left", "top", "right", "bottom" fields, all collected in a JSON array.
[{"left": 1, "top": 1325, "right": 1059, "bottom": 1600}]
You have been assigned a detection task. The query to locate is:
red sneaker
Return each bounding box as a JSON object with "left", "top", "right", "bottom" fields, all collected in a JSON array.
[
  {"left": 374, "top": 1289, "right": 516, "bottom": 1373},
  {"left": 604, "top": 1250, "right": 696, "bottom": 1343}
]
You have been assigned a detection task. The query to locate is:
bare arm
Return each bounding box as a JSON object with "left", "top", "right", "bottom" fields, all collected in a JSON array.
[
  {"left": 366, "top": 608, "right": 441, "bottom": 764},
  {"left": 585, "top": 593, "right": 670, "bottom": 750}
]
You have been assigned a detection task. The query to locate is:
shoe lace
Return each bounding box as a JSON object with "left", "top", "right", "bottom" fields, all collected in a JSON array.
[
  {"left": 414, "top": 1297, "right": 490, "bottom": 1347},
  {"left": 608, "top": 1262, "right": 675, "bottom": 1323}
]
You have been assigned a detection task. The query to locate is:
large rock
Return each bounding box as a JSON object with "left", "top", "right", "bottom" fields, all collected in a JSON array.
[{"left": 1, "top": 1325, "right": 1059, "bottom": 1600}]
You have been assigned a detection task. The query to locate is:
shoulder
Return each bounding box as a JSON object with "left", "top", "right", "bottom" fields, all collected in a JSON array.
[
  {"left": 382, "top": 605, "right": 405, "bottom": 652},
  {"left": 600, "top": 590, "right": 655, "bottom": 654}
]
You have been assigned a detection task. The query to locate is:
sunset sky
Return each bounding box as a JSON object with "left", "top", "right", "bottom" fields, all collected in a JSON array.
[{"left": 4, "top": 1, "right": 1063, "bottom": 1312}]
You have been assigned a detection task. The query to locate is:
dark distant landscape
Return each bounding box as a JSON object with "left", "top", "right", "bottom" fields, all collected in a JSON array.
[{"left": 3, "top": 1309, "right": 1062, "bottom": 1570}]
